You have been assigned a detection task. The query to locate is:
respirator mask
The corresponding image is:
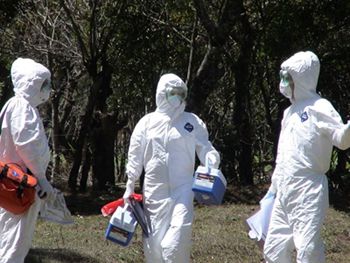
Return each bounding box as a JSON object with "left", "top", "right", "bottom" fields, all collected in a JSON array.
[
  {"left": 279, "top": 70, "right": 294, "bottom": 99},
  {"left": 166, "top": 86, "right": 187, "bottom": 108},
  {"left": 39, "top": 78, "right": 52, "bottom": 103}
]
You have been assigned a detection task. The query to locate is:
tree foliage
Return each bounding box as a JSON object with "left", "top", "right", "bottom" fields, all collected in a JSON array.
[{"left": 0, "top": 0, "right": 350, "bottom": 192}]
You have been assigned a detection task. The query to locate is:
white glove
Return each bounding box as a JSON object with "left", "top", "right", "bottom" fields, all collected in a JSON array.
[
  {"left": 123, "top": 179, "right": 135, "bottom": 199},
  {"left": 206, "top": 152, "right": 220, "bottom": 169},
  {"left": 37, "top": 178, "right": 56, "bottom": 201},
  {"left": 268, "top": 181, "right": 277, "bottom": 195}
]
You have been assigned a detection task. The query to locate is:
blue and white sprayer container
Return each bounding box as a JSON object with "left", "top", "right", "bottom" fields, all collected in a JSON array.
[
  {"left": 105, "top": 203, "right": 138, "bottom": 246},
  {"left": 191, "top": 156, "right": 227, "bottom": 205}
]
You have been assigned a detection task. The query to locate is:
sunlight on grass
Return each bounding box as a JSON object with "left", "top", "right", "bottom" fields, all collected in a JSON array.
[{"left": 27, "top": 203, "right": 350, "bottom": 263}]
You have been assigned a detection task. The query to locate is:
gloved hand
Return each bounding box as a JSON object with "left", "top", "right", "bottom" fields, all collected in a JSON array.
[
  {"left": 123, "top": 179, "right": 135, "bottom": 200},
  {"left": 206, "top": 152, "right": 220, "bottom": 169},
  {"left": 37, "top": 178, "right": 56, "bottom": 201},
  {"left": 259, "top": 191, "right": 275, "bottom": 206}
]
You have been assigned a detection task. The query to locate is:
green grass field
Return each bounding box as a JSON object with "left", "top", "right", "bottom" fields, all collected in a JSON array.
[{"left": 25, "top": 185, "right": 350, "bottom": 263}]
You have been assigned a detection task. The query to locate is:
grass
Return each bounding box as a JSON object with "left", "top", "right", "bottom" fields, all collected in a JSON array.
[{"left": 25, "top": 184, "right": 350, "bottom": 263}]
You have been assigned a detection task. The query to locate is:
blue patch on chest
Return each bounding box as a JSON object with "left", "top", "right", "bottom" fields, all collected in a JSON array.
[
  {"left": 301, "top": 112, "right": 308, "bottom": 122},
  {"left": 184, "top": 122, "right": 194, "bottom": 132}
]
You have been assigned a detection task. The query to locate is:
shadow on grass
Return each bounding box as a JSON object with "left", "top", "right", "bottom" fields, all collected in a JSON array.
[
  {"left": 25, "top": 248, "right": 99, "bottom": 263},
  {"left": 59, "top": 180, "right": 350, "bottom": 216},
  {"left": 329, "top": 184, "right": 350, "bottom": 213},
  {"left": 63, "top": 183, "right": 266, "bottom": 216},
  {"left": 222, "top": 184, "right": 267, "bottom": 206},
  {"left": 63, "top": 184, "right": 128, "bottom": 216}
]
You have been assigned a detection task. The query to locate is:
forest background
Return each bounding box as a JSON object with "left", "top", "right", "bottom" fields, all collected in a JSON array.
[{"left": 0, "top": 0, "right": 350, "bottom": 196}]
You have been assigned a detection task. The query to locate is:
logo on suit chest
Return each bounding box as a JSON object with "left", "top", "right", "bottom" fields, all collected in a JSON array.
[
  {"left": 184, "top": 122, "right": 194, "bottom": 132},
  {"left": 301, "top": 112, "right": 308, "bottom": 122}
]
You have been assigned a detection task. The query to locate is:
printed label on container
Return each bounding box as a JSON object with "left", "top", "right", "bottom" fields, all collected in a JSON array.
[
  {"left": 109, "top": 226, "right": 128, "bottom": 243},
  {"left": 194, "top": 173, "right": 215, "bottom": 189}
]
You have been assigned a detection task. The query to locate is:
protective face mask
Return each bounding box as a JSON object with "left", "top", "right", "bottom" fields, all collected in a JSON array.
[
  {"left": 38, "top": 89, "right": 50, "bottom": 103},
  {"left": 39, "top": 78, "right": 52, "bottom": 103},
  {"left": 166, "top": 86, "right": 187, "bottom": 108},
  {"left": 279, "top": 82, "right": 293, "bottom": 99},
  {"left": 279, "top": 70, "right": 294, "bottom": 99},
  {"left": 167, "top": 95, "right": 182, "bottom": 108}
]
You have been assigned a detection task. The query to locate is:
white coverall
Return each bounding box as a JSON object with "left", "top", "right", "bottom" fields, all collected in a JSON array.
[
  {"left": 264, "top": 51, "right": 350, "bottom": 263},
  {"left": 0, "top": 58, "right": 53, "bottom": 263},
  {"left": 125, "top": 73, "right": 220, "bottom": 263}
]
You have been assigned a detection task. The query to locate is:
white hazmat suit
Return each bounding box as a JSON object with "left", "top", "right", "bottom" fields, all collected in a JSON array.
[
  {"left": 124, "top": 73, "right": 220, "bottom": 263},
  {"left": 0, "top": 58, "right": 55, "bottom": 263},
  {"left": 263, "top": 51, "right": 350, "bottom": 263}
]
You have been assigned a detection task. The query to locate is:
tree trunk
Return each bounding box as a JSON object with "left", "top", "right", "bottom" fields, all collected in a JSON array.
[
  {"left": 51, "top": 93, "right": 61, "bottom": 184},
  {"left": 188, "top": 44, "right": 225, "bottom": 115},
  {"left": 91, "top": 114, "right": 116, "bottom": 190},
  {"left": 79, "top": 138, "right": 91, "bottom": 192},
  {"left": 193, "top": 0, "right": 255, "bottom": 185},
  {"left": 68, "top": 69, "right": 106, "bottom": 190},
  {"left": 232, "top": 2, "right": 254, "bottom": 185}
]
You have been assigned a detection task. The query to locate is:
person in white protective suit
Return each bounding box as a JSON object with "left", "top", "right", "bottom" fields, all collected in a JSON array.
[
  {"left": 123, "top": 73, "right": 220, "bottom": 263},
  {"left": 262, "top": 51, "right": 350, "bottom": 263},
  {"left": 0, "top": 58, "right": 56, "bottom": 263}
]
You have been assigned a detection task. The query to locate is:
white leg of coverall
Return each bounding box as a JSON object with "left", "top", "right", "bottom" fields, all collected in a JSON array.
[
  {"left": 293, "top": 180, "right": 328, "bottom": 263},
  {"left": 264, "top": 197, "right": 295, "bottom": 263},
  {"left": 143, "top": 198, "right": 170, "bottom": 262},
  {"left": 160, "top": 195, "right": 192, "bottom": 263},
  {"left": 264, "top": 177, "right": 328, "bottom": 263},
  {"left": 143, "top": 192, "right": 193, "bottom": 263},
  {"left": 0, "top": 194, "right": 42, "bottom": 263}
]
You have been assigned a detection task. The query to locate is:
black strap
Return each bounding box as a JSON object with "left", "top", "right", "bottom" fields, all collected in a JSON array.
[
  {"left": 17, "top": 174, "right": 28, "bottom": 198},
  {"left": 0, "top": 164, "right": 8, "bottom": 180}
]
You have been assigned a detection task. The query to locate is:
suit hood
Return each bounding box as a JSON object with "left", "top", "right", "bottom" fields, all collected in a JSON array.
[
  {"left": 281, "top": 51, "right": 320, "bottom": 102},
  {"left": 11, "top": 58, "right": 51, "bottom": 107},
  {"left": 155, "top": 73, "right": 187, "bottom": 119}
]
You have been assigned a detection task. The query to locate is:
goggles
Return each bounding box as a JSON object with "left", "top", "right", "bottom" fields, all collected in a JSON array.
[
  {"left": 166, "top": 86, "right": 187, "bottom": 102},
  {"left": 279, "top": 70, "right": 294, "bottom": 87}
]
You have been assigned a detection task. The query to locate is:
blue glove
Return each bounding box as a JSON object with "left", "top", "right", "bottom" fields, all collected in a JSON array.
[{"left": 259, "top": 191, "right": 275, "bottom": 205}]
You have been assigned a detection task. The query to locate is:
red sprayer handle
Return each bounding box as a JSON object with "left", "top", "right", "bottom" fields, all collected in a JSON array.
[{"left": 101, "top": 193, "right": 143, "bottom": 216}]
